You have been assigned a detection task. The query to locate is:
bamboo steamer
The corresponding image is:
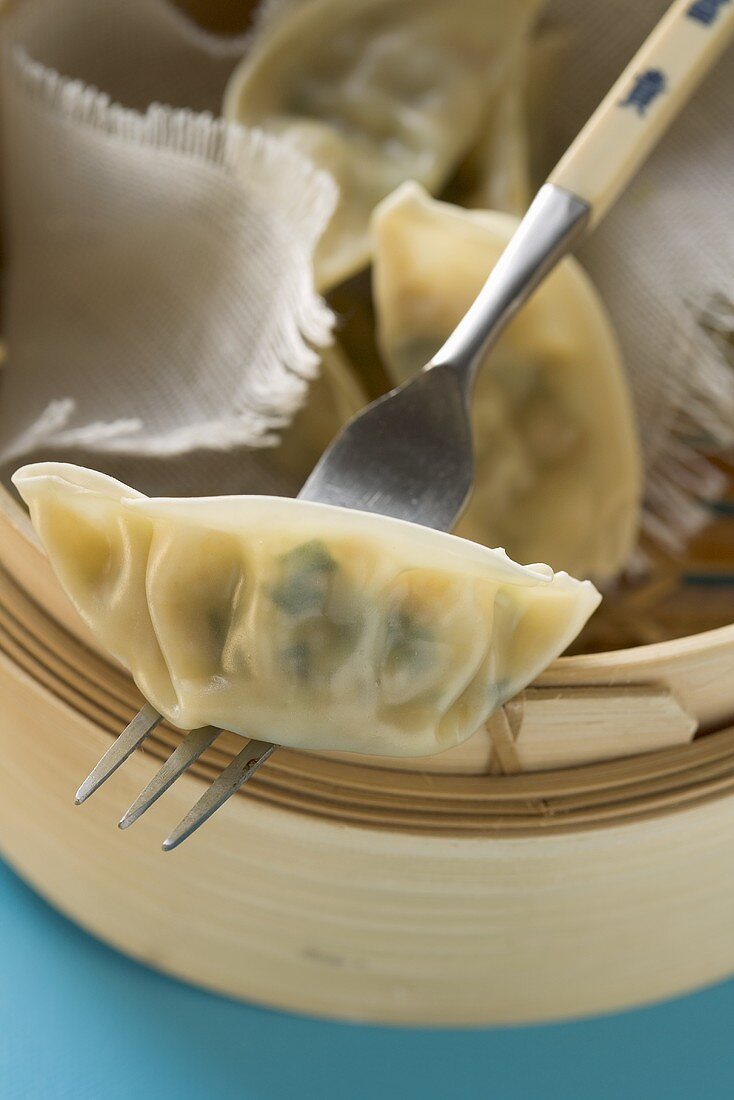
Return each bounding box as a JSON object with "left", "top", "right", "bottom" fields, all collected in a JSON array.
[
  {"left": 1, "top": 480, "right": 734, "bottom": 1024},
  {"left": 2, "top": 0, "right": 733, "bottom": 1029}
]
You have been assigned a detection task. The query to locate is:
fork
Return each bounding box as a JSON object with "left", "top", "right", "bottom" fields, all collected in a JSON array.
[{"left": 74, "top": 0, "right": 734, "bottom": 848}]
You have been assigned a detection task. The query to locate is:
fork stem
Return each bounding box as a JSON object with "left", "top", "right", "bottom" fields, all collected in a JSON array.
[{"left": 428, "top": 184, "right": 590, "bottom": 399}]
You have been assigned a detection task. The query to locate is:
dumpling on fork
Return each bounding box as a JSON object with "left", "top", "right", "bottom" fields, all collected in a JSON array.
[
  {"left": 372, "top": 182, "right": 642, "bottom": 581},
  {"left": 224, "top": 0, "right": 541, "bottom": 289},
  {"left": 14, "top": 463, "right": 599, "bottom": 758}
]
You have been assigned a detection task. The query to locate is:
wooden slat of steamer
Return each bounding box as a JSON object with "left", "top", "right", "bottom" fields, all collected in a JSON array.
[
  {"left": 489, "top": 685, "right": 697, "bottom": 773},
  {"left": 321, "top": 686, "right": 697, "bottom": 775},
  {"left": 542, "top": 625, "right": 734, "bottom": 731}
]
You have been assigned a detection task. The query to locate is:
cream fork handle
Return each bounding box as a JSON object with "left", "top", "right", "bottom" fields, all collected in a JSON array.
[
  {"left": 548, "top": 0, "right": 734, "bottom": 228},
  {"left": 434, "top": 0, "right": 734, "bottom": 377}
]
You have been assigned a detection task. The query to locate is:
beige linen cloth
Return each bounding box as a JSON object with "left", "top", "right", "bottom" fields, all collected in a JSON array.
[
  {"left": 1, "top": 0, "right": 733, "bottom": 543},
  {"left": 547, "top": 0, "right": 734, "bottom": 550},
  {"left": 0, "top": 0, "right": 337, "bottom": 493}
]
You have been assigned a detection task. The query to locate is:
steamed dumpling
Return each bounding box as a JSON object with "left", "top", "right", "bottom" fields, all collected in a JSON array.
[
  {"left": 14, "top": 462, "right": 599, "bottom": 758},
  {"left": 372, "top": 183, "right": 642, "bottom": 581},
  {"left": 447, "top": 28, "right": 568, "bottom": 216},
  {"left": 446, "top": 41, "right": 531, "bottom": 217},
  {"left": 224, "top": 0, "right": 541, "bottom": 289}
]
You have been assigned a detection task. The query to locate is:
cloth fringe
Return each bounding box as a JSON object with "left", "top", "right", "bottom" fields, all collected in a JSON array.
[{"left": 1, "top": 14, "right": 338, "bottom": 458}]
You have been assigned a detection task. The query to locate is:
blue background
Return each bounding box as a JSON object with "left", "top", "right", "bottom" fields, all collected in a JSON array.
[{"left": 1, "top": 856, "right": 732, "bottom": 1100}]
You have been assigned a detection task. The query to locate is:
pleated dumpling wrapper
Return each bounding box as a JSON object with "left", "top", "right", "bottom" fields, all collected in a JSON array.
[
  {"left": 224, "top": 0, "right": 540, "bottom": 290},
  {"left": 373, "top": 183, "right": 642, "bottom": 581},
  {"left": 14, "top": 463, "right": 600, "bottom": 758}
]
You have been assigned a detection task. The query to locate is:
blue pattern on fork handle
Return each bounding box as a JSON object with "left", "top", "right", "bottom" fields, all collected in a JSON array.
[
  {"left": 687, "top": 0, "right": 732, "bottom": 27},
  {"left": 620, "top": 70, "right": 667, "bottom": 116}
]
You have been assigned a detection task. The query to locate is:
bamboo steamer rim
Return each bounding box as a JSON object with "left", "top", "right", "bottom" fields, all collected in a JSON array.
[{"left": 3, "top": 482, "right": 734, "bottom": 839}]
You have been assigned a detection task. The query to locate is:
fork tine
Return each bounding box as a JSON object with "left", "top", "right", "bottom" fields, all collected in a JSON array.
[
  {"left": 118, "top": 726, "right": 222, "bottom": 830},
  {"left": 75, "top": 702, "right": 162, "bottom": 805},
  {"left": 162, "top": 738, "right": 276, "bottom": 851}
]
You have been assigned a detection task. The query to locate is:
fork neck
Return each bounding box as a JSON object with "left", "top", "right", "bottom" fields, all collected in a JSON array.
[{"left": 427, "top": 184, "right": 590, "bottom": 399}]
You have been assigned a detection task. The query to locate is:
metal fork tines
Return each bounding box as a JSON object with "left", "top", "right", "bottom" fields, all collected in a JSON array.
[
  {"left": 161, "top": 738, "right": 276, "bottom": 851},
  {"left": 75, "top": 702, "right": 162, "bottom": 806},
  {"left": 76, "top": 706, "right": 276, "bottom": 849}
]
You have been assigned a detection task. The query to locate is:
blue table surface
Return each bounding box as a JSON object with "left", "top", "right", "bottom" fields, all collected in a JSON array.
[{"left": 1, "top": 857, "right": 732, "bottom": 1100}]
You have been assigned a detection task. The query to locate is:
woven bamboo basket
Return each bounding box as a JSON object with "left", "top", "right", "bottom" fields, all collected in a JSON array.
[{"left": 1, "top": 470, "right": 733, "bottom": 1024}]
